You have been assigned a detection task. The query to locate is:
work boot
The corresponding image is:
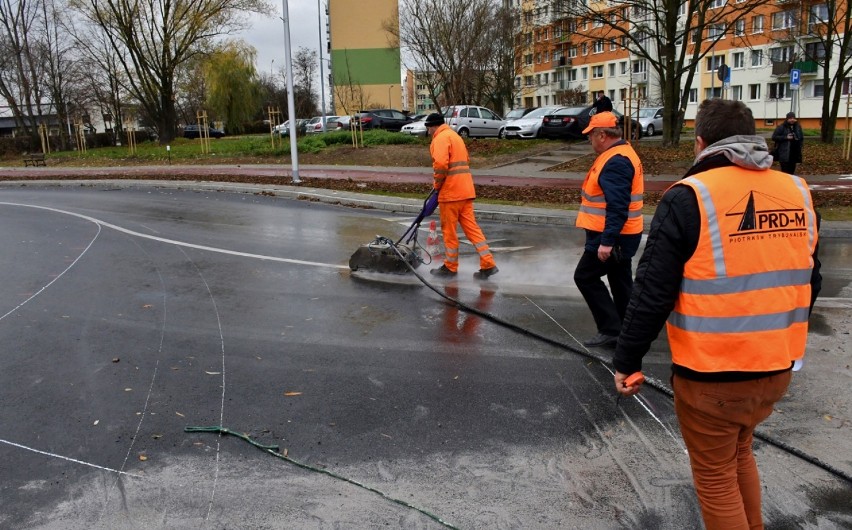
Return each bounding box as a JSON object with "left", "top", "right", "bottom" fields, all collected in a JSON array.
[
  {"left": 430, "top": 265, "right": 457, "bottom": 277},
  {"left": 583, "top": 333, "right": 618, "bottom": 348},
  {"left": 473, "top": 266, "right": 499, "bottom": 280}
]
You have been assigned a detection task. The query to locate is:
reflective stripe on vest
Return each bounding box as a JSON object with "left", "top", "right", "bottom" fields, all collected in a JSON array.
[
  {"left": 431, "top": 125, "right": 475, "bottom": 202},
  {"left": 666, "top": 167, "right": 818, "bottom": 372},
  {"left": 575, "top": 143, "right": 644, "bottom": 234}
]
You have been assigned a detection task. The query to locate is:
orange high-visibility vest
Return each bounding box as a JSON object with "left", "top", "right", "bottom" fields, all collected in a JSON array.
[
  {"left": 575, "top": 143, "right": 644, "bottom": 234},
  {"left": 430, "top": 124, "right": 475, "bottom": 202},
  {"left": 667, "top": 166, "right": 818, "bottom": 372}
]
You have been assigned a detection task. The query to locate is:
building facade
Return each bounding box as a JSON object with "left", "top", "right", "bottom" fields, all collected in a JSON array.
[
  {"left": 508, "top": 0, "right": 852, "bottom": 130},
  {"left": 328, "top": 0, "right": 401, "bottom": 115}
]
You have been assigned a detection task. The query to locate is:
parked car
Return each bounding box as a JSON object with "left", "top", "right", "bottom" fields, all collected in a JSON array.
[
  {"left": 182, "top": 124, "right": 225, "bottom": 139},
  {"left": 538, "top": 105, "right": 642, "bottom": 141},
  {"left": 400, "top": 114, "right": 428, "bottom": 137},
  {"left": 633, "top": 107, "right": 664, "bottom": 136},
  {"left": 442, "top": 105, "right": 506, "bottom": 138},
  {"left": 503, "top": 108, "right": 538, "bottom": 122},
  {"left": 274, "top": 119, "right": 308, "bottom": 137},
  {"left": 305, "top": 116, "right": 341, "bottom": 134},
  {"left": 335, "top": 115, "right": 353, "bottom": 130},
  {"left": 503, "top": 106, "right": 563, "bottom": 139},
  {"left": 352, "top": 109, "right": 412, "bottom": 131}
]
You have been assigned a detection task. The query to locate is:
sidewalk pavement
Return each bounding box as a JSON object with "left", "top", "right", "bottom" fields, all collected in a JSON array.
[{"left": 1, "top": 162, "right": 851, "bottom": 237}]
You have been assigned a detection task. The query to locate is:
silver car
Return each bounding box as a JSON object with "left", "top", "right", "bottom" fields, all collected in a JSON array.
[
  {"left": 400, "top": 115, "right": 427, "bottom": 137},
  {"left": 634, "top": 107, "right": 664, "bottom": 136},
  {"left": 503, "top": 106, "right": 564, "bottom": 139},
  {"left": 442, "top": 105, "right": 506, "bottom": 138}
]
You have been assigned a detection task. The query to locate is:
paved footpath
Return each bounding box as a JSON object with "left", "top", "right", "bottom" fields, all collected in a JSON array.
[{"left": 1, "top": 162, "right": 851, "bottom": 236}]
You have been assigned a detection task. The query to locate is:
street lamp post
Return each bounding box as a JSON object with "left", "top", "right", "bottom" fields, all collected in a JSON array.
[
  {"left": 318, "top": 0, "right": 327, "bottom": 132},
  {"left": 282, "top": 0, "right": 300, "bottom": 183},
  {"left": 388, "top": 85, "right": 394, "bottom": 107}
]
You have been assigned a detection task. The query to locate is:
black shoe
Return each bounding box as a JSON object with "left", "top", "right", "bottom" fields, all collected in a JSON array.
[
  {"left": 583, "top": 333, "right": 618, "bottom": 347},
  {"left": 473, "top": 266, "right": 499, "bottom": 280},
  {"left": 430, "top": 265, "right": 457, "bottom": 277}
]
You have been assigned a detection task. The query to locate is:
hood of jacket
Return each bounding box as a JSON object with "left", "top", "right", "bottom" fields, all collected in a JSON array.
[{"left": 693, "top": 135, "right": 772, "bottom": 171}]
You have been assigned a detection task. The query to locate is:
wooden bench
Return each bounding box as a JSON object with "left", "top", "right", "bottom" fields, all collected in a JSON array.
[{"left": 23, "top": 153, "right": 46, "bottom": 167}]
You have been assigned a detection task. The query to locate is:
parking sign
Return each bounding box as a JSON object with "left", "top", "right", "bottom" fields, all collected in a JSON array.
[{"left": 790, "top": 68, "right": 801, "bottom": 89}]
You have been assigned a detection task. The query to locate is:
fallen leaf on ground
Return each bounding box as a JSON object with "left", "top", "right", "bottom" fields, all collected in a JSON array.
[
  {"left": 176, "top": 412, "right": 185, "bottom": 417},
  {"left": 139, "top": 455, "right": 148, "bottom": 461},
  {"left": 284, "top": 391, "right": 302, "bottom": 396},
  {"left": 205, "top": 371, "right": 221, "bottom": 375}
]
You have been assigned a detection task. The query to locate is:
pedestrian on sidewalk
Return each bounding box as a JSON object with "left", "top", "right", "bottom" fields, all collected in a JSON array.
[
  {"left": 574, "top": 111, "right": 644, "bottom": 347},
  {"left": 593, "top": 91, "right": 613, "bottom": 113},
  {"left": 613, "top": 99, "right": 822, "bottom": 529},
  {"left": 771, "top": 112, "right": 804, "bottom": 175},
  {"left": 424, "top": 113, "right": 498, "bottom": 280}
]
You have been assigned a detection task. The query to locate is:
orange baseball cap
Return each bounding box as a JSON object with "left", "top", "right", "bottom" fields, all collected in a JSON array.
[{"left": 582, "top": 111, "right": 618, "bottom": 134}]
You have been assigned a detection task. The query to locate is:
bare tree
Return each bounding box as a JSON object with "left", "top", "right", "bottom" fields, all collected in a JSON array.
[
  {"left": 793, "top": 0, "right": 852, "bottom": 143},
  {"left": 0, "top": 0, "right": 52, "bottom": 141},
  {"left": 70, "top": 0, "right": 271, "bottom": 143},
  {"left": 389, "top": 0, "right": 506, "bottom": 108},
  {"left": 554, "top": 0, "right": 774, "bottom": 146},
  {"left": 292, "top": 47, "right": 319, "bottom": 117}
]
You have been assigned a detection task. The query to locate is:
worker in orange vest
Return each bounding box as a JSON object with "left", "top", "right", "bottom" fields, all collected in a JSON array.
[
  {"left": 613, "top": 98, "right": 822, "bottom": 529},
  {"left": 424, "top": 112, "right": 497, "bottom": 280},
  {"left": 574, "top": 111, "right": 644, "bottom": 347}
]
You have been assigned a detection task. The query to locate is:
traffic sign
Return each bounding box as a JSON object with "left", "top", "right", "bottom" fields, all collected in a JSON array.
[
  {"left": 790, "top": 68, "right": 801, "bottom": 89},
  {"left": 716, "top": 64, "right": 730, "bottom": 82}
]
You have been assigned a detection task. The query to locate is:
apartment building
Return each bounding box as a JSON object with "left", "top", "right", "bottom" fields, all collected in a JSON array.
[
  {"left": 328, "top": 0, "right": 401, "bottom": 115},
  {"left": 508, "top": 0, "right": 851, "bottom": 129}
]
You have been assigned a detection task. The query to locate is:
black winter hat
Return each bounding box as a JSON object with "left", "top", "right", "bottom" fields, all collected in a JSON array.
[{"left": 424, "top": 113, "right": 445, "bottom": 127}]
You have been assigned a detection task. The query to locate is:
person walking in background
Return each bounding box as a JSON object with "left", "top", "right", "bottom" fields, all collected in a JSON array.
[
  {"left": 424, "top": 113, "right": 498, "bottom": 280},
  {"left": 613, "top": 99, "right": 821, "bottom": 529},
  {"left": 772, "top": 111, "right": 804, "bottom": 174},
  {"left": 574, "top": 111, "right": 644, "bottom": 347},
  {"left": 593, "top": 91, "right": 613, "bottom": 113}
]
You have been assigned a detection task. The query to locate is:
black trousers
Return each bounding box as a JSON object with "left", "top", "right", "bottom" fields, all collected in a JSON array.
[
  {"left": 780, "top": 161, "right": 797, "bottom": 175},
  {"left": 573, "top": 250, "right": 634, "bottom": 336}
]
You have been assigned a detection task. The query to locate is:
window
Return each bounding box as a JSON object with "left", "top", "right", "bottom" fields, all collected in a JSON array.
[
  {"left": 809, "top": 4, "right": 828, "bottom": 29},
  {"left": 772, "top": 10, "right": 797, "bottom": 30},
  {"left": 734, "top": 19, "right": 745, "bottom": 36},
  {"left": 691, "top": 29, "right": 701, "bottom": 43},
  {"left": 731, "top": 85, "right": 743, "bottom": 100},
  {"left": 608, "top": 63, "right": 616, "bottom": 76},
  {"left": 705, "top": 87, "right": 723, "bottom": 99},
  {"left": 593, "top": 18, "right": 603, "bottom": 28},
  {"left": 524, "top": 75, "right": 533, "bottom": 86},
  {"left": 535, "top": 74, "right": 541, "bottom": 85},
  {"left": 752, "top": 15, "right": 764, "bottom": 33},
  {"left": 770, "top": 46, "right": 795, "bottom": 63},
  {"left": 543, "top": 73, "right": 549, "bottom": 84},
  {"left": 707, "top": 24, "right": 725, "bottom": 39},
  {"left": 688, "top": 88, "right": 698, "bottom": 103},
  {"left": 632, "top": 60, "right": 647, "bottom": 73},
  {"left": 805, "top": 42, "right": 827, "bottom": 61},
  {"left": 525, "top": 33, "right": 533, "bottom": 45},
  {"left": 569, "top": 46, "right": 578, "bottom": 58},
  {"left": 768, "top": 82, "right": 788, "bottom": 99},
  {"left": 749, "top": 84, "right": 760, "bottom": 99},
  {"left": 621, "top": 35, "right": 629, "bottom": 49},
  {"left": 706, "top": 55, "right": 725, "bottom": 72},
  {"left": 581, "top": 67, "right": 588, "bottom": 80},
  {"left": 594, "top": 40, "right": 604, "bottom": 53},
  {"left": 733, "top": 52, "right": 744, "bottom": 68},
  {"left": 677, "top": 0, "right": 686, "bottom": 16},
  {"left": 593, "top": 65, "right": 604, "bottom": 78},
  {"left": 709, "top": 0, "right": 725, "bottom": 7},
  {"left": 480, "top": 108, "right": 496, "bottom": 120},
  {"left": 620, "top": 61, "right": 628, "bottom": 75},
  {"left": 751, "top": 50, "right": 763, "bottom": 67},
  {"left": 610, "top": 39, "right": 617, "bottom": 51},
  {"left": 813, "top": 80, "right": 824, "bottom": 98},
  {"left": 582, "top": 43, "right": 588, "bottom": 55},
  {"left": 842, "top": 77, "right": 852, "bottom": 95},
  {"left": 567, "top": 69, "right": 577, "bottom": 82}
]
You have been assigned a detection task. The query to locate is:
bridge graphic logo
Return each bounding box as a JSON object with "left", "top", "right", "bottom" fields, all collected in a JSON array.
[{"left": 725, "top": 191, "right": 807, "bottom": 236}]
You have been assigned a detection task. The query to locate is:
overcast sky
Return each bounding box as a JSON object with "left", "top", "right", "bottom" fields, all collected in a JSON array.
[{"left": 237, "top": 1, "right": 327, "bottom": 81}]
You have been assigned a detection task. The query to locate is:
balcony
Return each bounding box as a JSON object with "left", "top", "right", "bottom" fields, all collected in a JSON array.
[
  {"left": 631, "top": 72, "right": 648, "bottom": 83},
  {"left": 794, "top": 60, "right": 819, "bottom": 74},
  {"left": 552, "top": 57, "right": 573, "bottom": 68}
]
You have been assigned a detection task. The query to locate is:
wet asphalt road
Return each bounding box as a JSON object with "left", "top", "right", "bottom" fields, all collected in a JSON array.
[{"left": 1, "top": 187, "right": 850, "bottom": 529}]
